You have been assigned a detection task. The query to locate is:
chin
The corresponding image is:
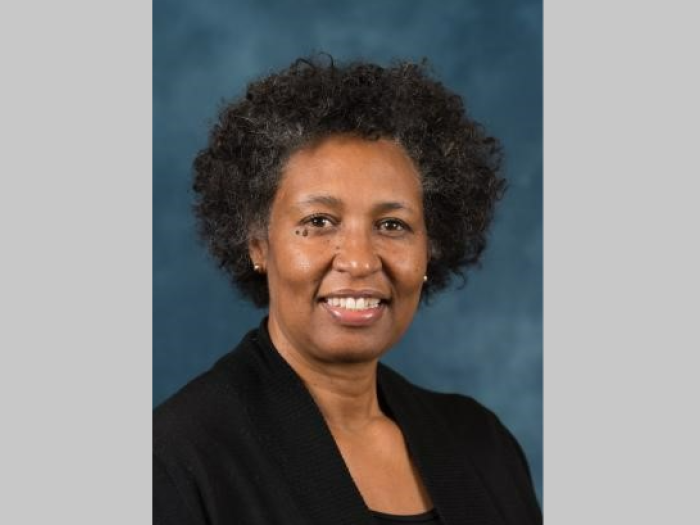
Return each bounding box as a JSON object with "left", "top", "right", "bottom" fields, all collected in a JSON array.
[{"left": 315, "top": 341, "right": 390, "bottom": 365}]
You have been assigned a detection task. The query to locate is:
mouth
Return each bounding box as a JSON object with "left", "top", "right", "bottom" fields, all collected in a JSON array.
[
  {"left": 318, "top": 291, "right": 389, "bottom": 326},
  {"left": 322, "top": 296, "right": 383, "bottom": 310}
]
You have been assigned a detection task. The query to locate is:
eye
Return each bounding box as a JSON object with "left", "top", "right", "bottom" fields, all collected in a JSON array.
[
  {"left": 304, "top": 214, "right": 335, "bottom": 228},
  {"left": 377, "top": 218, "right": 409, "bottom": 233}
]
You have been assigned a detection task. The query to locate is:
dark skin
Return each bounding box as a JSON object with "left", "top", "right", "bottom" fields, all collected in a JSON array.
[{"left": 250, "top": 136, "right": 432, "bottom": 514}]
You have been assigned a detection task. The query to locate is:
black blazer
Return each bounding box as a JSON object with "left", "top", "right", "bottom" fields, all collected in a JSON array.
[{"left": 154, "top": 321, "right": 542, "bottom": 524}]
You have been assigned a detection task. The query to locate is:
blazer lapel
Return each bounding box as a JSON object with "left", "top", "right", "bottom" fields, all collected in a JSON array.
[
  {"left": 378, "top": 365, "right": 507, "bottom": 525},
  {"left": 240, "top": 327, "right": 376, "bottom": 525}
]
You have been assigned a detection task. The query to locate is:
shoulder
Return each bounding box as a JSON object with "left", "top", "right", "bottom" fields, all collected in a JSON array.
[
  {"left": 153, "top": 329, "right": 275, "bottom": 523},
  {"left": 379, "top": 364, "right": 541, "bottom": 519},
  {"left": 378, "top": 362, "right": 496, "bottom": 429},
  {"left": 421, "top": 388, "right": 508, "bottom": 447},
  {"left": 382, "top": 367, "right": 517, "bottom": 465},
  {"left": 153, "top": 329, "right": 260, "bottom": 455},
  {"left": 384, "top": 366, "right": 531, "bottom": 471}
]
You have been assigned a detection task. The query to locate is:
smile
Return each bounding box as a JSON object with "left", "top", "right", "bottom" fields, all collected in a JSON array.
[
  {"left": 320, "top": 293, "right": 387, "bottom": 326},
  {"left": 324, "top": 297, "right": 381, "bottom": 310}
]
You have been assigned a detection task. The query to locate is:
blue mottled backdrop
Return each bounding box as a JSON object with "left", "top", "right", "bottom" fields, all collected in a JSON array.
[{"left": 153, "top": 0, "right": 542, "bottom": 503}]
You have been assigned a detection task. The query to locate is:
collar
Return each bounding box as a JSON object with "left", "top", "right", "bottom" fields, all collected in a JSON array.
[{"left": 221, "top": 318, "right": 506, "bottom": 525}]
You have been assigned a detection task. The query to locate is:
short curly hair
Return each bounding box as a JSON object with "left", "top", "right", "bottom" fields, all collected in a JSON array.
[{"left": 192, "top": 55, "right": 505, "bottom": 307}]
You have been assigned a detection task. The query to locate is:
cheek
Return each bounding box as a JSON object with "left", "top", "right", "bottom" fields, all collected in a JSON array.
[
  {"left": 390, "top": 251, "right": 428, "bottom": 290},
  {"left": 271, "top": 235, "right": 330, "bottom": 284}
]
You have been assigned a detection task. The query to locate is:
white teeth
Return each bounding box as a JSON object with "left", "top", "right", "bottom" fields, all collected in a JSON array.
[{"left": 326, "top": 297, "right": 381, "bottom": 311}]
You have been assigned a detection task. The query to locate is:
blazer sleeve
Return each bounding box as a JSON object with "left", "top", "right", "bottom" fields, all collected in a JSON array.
[
  {"left": 153, "top": 453, "right": 205, "bottom": 525},
  {"left": 482, "top": 408, "right": 543, "bottom": 524},
  {"left": 493, "top": 416, "right": 541, "bottom": 507},
  {"left": 444, "top": 394, "right": 542, "bottom": 523}
]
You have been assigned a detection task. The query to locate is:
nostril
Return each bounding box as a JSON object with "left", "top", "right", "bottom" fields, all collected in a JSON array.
[{"left": 330, "top": 234, "right": 382, "bottom": 276}]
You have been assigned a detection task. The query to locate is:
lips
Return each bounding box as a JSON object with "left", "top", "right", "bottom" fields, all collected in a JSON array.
[
  {"left": 325, "top": 296, "right": 381, "bottom": 310},
  {"left": 319, "top": 290, "right": 388, "bottom": 326}
]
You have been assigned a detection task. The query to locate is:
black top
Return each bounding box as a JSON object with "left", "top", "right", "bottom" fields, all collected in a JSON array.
[
  {"left": 372, "top": 508, "right": 441, "bottom": 523},
  {"left": 154, "top": 319, "right": 542, "bottom": 524}
]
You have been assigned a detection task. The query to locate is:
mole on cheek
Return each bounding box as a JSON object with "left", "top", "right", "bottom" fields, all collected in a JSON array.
[{"left": 294, "top": 228, "right": 309, "bottom": 237}]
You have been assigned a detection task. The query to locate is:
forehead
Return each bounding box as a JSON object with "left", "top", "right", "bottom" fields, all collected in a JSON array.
[{"left": 276, "top": 136, "right": 423, "bottom": 204}]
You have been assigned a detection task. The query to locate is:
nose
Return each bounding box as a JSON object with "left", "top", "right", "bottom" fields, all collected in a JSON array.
[{"left": 332, "top": 226, "right": 382, "bottom": 277}]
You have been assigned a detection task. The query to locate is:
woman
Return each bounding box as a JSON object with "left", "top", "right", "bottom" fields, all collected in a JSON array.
[{"left": 154, "top": 56, "right": 542, "bottom": 524}]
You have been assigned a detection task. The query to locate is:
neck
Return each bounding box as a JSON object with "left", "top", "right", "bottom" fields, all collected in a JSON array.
[
  {"left": 302, "top": 361, "right": 383, "bottom": 432},
  {"left": 267, "top": 322, "right": 384, "bottom": 432}
]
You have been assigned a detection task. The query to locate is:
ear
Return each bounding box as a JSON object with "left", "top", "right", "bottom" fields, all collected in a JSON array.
[{"left": 248, "top": 236, "right": 269, "bottom": 271}]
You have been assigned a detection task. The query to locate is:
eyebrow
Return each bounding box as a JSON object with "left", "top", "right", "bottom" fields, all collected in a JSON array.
[
  {"left": 298, "top": 194, "right": 343, "bottom": 209},
  {"left": 296, "top": 194, "right": 416, "bottom": 214}
]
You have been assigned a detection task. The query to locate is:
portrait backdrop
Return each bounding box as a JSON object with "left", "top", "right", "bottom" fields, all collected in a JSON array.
[{"left": 153, "top": 0, "right": 543, "bottom": 503}]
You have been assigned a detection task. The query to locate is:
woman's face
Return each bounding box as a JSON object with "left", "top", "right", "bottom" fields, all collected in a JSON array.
[{"left": 250, "top": 135, "right": 429, "bottom": 365}]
